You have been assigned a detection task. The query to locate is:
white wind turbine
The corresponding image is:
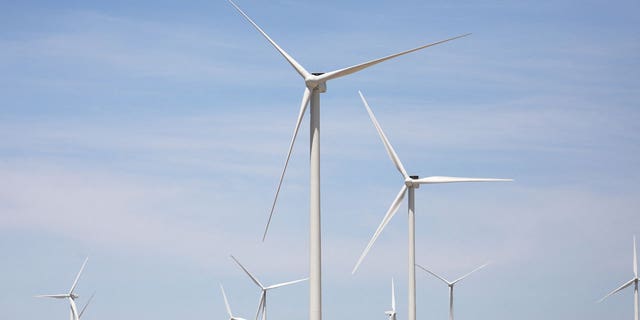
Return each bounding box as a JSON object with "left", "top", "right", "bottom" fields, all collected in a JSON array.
[
  {"left": 598, "top": 236, "right": 639, "bottom": 320},
  {"left": 35, "top": 257, "right": 89, "bottom": 320},
  {"left": 385, "top": 278, "right": 397, "bottom": 320},
  {"left": 351, "top": 91, "right": 510, "bottom": 319},
  {"left": 227, "top": 3, "right": 469, "bottom": 320},
  {"left": 220, "top": 284, "right": 247, "bottom": 320},
  {"left": 230, "top": 255, "right": 308, "bottom": 320},
  {"left": 416, "top": 262, "right": 489, "bottom": 320}
]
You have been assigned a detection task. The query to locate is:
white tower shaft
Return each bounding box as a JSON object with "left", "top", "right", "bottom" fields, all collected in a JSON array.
[
  {"left": 408, "top": 186, "right": 416, "bottom": 320},
  {"left": 309, "top": 87, "right": 323, "bottom": 320}
]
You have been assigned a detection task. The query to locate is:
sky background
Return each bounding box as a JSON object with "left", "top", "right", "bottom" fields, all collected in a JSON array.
[{"left": 1, "top": 0, "right": 639, "bottom": 319}]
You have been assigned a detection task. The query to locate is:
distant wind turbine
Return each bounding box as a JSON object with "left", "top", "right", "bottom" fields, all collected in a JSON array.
[
  {"left": 352, "top": 91, "right": 511, "bottom": 320},
  {"left": 598, "top": 236, "right": 639, "bottom": 320},
  {"left": 417, "top": 262, "right": 489, "bottom": 320},
  {"left": 230, "top": 255, "right": 308, "bottom": 320},
  {"left": 35, "top": 257, "right": 89, "bottom": 320},
  {"left": 226, "top": 3, "right": 469, "bottom": 320},
  {"left": 220, "top": 284, "right": 247, "bottom": 320}
]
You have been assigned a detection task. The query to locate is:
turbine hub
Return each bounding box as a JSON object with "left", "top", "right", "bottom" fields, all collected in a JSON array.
[
  {"left": 304, "top": 76, "right": 327, "bottom": 93},
  {"left": 405, "top": 176, "right": 420, "bottom": 188}
]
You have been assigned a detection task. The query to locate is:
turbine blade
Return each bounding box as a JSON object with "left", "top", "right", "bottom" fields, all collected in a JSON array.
[
  {"left": 255, "top": 292, "right": 265, "bottom": 320},
  {"left": 69, "top": 257, "right": 88, "bottom": 294},
  {"left": 69, "top": 298, "right": 79, "bottom": 320},
  {"left": 220, "top": 284, "right": 233, "bottom": 318},
  {"left": 391, "top": 278, "right": 396, "bottom": 311},
  {"left": 598, "top": 278, "right": 636, "bottom": 302},
  {"left": 452, "top": 262, "right": 489, "bottom": 284},
  {"left": 319, "top": 34, "right": 471, "bottom": 82},
  {"left": 263, "top": 87, "right": 311, "bottom": 241},
  {"left": 78, "top": 292, "right": 95, "bottom": 318},
  {"left": 415, "top": 176, "right": 513, "bottom": 184},
  {"left": 634, "top": 235, "right": 638, "bottom": 278},
  {"left": 265, "top": 277, "right": 308, "bottom": 290},
  {"left": 358, "top": 91, "right": 408, "bottom": 179},
  {"left": 352, "top": 185, "right": 408, "bottom": 274},
  {"left": 416, "top": 264, "right": 451, "bottom": 285},
  {"left": 35, "top": 294, "right": 69, "bottom": 299},
  {"left": 227, "top": 0, "right": 310, "bottom": 79},
  {"left": 230, "top": 255, "right": 265, "bottom": 289}
]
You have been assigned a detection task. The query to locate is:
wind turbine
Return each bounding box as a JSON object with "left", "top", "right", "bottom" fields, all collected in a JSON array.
[
  {"left": 416, "top": 262, "right": 489, "bottom": 320},
  {"left": 598, "top": 236, "right": 639, "bottom": 320},
  {"left": 227, "top": 2, "right": 469, "bottom": 320},
  {"left": 220, "top": 284, "right": 247, "bottom": 320},
  {"left": 351, "top": 91, "right": 511, "bottom": 320},
  {"left": 230, "top": 255, "right": 308, "bottom": 320},
  {"left": 35, "top": 257, "right": 89, "bottom": 320},
  {"left": 385, "top": 278, "right": 397, "bottom": 320}
]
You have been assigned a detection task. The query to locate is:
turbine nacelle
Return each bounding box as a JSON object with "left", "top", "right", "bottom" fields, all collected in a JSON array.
[
  {"left": 405, "top": 176, "right": 421, "bottom": 189},
  {"left": 304, "top": 76, "right": 326, "bottom": 92}
]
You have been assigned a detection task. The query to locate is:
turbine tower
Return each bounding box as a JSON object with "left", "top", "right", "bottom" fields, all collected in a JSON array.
[
  {"left": 416, "top": 262, "right": 489, "bottom": 320},
  {"left": 598, "top": 236, "right": 639, "bottom": 320},
  {"left": 220, "top": 284, "right": 247, "bottom": 320},
  {"left": 351, "top": 91, "right": 510, "bottom": 320},
  {"left": 35, "top": 257, "right": 89, "bottom": 320},
  {"left": 226, "top": 3, "right": 468, "bottom": 320},
  {"left": 230, "top": 255, "right": 308, "bottom": 320}
]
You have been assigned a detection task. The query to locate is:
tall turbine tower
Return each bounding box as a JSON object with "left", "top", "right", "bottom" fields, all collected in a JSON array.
[
  {"left": 352, "top": 91, "right": 510, "bottom": 320},
  {"left": 35, "top": 257, "right": 89, "bottom": 320},
  {"left": 227, "top": 3, "right": 469, "bottom": 320},
  {"left": 598, "top": 236, "right": 639, "bottom": 320},
  {"left": 416, "top": 263, "right": 488, "bottom": 320}
]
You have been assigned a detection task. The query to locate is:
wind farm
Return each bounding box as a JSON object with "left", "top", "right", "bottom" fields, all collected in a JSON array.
[{"left": 2, "top": 1, "right": 639, "bottom": 320}]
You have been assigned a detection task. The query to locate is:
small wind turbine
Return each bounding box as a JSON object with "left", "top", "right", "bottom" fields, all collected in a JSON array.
[
  {"left": 385, "top": 278, "right": 397, "bottom": 320},
  {"left": 35, "top": 257, "right": 89, "bottom": 320},
  {"left": 220, "top": 284, "right": 247, "bottom": 320},
  {"left": 416, "top": 262, "right": 489, "bottom": 320},
  {"left": 227, "top": 3, "right": 469, "bottom": 320},
  {"left": 598, "top": 236, "right": 639, "bottom": 320},
  {"left": 230, "top": 255, "right": 308, "bottom": 320},
  {"left": 352, "top": 91, "right": 510, "bottom": 319}
]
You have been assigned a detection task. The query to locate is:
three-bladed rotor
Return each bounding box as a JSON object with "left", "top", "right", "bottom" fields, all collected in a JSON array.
[
  {"left": 35, "top": 257, "right": 89, "bottom": 320},
  {"left": 230, "top": 255, "right": 308, "bottom": 320}
]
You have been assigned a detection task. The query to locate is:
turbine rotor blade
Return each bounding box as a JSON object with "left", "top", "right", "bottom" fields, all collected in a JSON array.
[
  {"left": 598, "top": 278, "right": 636, "bottom": 302},
  {"left": 352, "top": 185, "right": 408, "bottom": 274},
  {"left": 452, "top": 262, "right": 489, "bottom": 284},
  {"left": 35, "top": 294, "right": 70, "bottom": 299},
  {"left": 230, "top": 255, "right": 265, "bottom": 289},
  {"left": 416, "top": 264, "right": 451, "bottom": 285},
  {"left": 391, "top": 278, "right": 396, "bottom": 311},
  {"left": 319, "top": 34, "right": 471, "bottom": 82},
  {"left": 69, "top": 257, "right": 88, "bottom": 295},
  {"left": 359, "top": 91, "right": 408, "bottom": 179},
  {"left": 220, "top": 284, "right": 233, "bottom": 318},
  {"left": 255, "top": 292, "right": 265, "bottom": 320},
  {"left": 263, "top": 87, "right": 311, "bottom": 241},
  {"left": 69, "top": 298, "right": 79, "bottom": 320},
  {"left": 634, "top": 235, "right": 638, "bottom": 278},
  {"left": 265, "top": 277, "right": 308, "bottom": 290},
  {"left": 78, "top": 292, "right": 95, "bottom": 319},
  {"left": 227, "top": 0, "right": 310, "bottom": 79},
  {"left": 415, "top": 176, "right": 513, "bottom": 184}
]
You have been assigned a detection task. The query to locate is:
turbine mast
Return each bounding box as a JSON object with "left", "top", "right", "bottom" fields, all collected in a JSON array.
[{"left": 309, "top": 83, "right": 325, "bottom": 320}]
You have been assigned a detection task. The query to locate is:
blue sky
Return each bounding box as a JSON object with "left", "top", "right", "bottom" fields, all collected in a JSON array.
[{"left": 1, "top": 0, "right": 639, "bottom": 319}]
